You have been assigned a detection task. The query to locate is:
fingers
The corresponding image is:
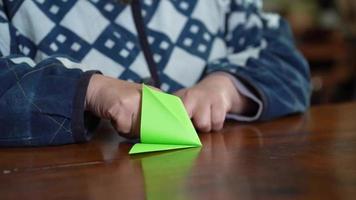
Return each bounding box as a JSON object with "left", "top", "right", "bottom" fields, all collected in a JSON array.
[
  {"left": 211, "top": 103, "right": 226, "bottom": 131},
  {"left": 176, "top": 89, "right": 227, "bottom": 132},
  {"left": 175, "top": 89, "right": 194, "bottom": 118},
  {"left": 111, "top": 108, "right": 132, "bottom": 135},
  {"left": 110, "top": 105, "right": 140, "bottom": 139},
  {"left": 88, "top": 77, "right": 144, "bottom": 138},
  {"left": 193, "top": 103, "right": 212, "bottom": 132},
  {"left": 192, "top": 103, "right": 226, "bottom": 132},
  {"left": 182, "top": 97, "right": 195, "bottom": 118},
  {"left": 130, "top": 106, "right": 141, "bottom": 138}
]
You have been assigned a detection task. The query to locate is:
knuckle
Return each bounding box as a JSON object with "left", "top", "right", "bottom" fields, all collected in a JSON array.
[
  {"left": 213, "top": 96, "right": 223, "bottom": 105},
  {"left": 185, "top": 89, "right": 198, "bottom": 98},
  {"left": 107, "top": 104, "right": 121, "bottom": 118},
  {"left": 213, "top": 94, "right": 225, "bottom": 105},
  {"left": 123, "top": 93, "right": 141, "bottom": 106},
  {"left": 118, "top": 97, "right": 131, "bottom": 108},
  {"left": 118, "top": 100, "right": 137, "bottom": 114},
  {"left": 115, "top": 119, "right": 131, "bottom": 135}
]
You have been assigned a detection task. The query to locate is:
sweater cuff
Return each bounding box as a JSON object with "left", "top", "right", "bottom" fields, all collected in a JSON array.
[
  {"left": 71, "top": 71, "right": 101, "bottom": 143},
  {"left": 211, "top": 72, "right": 263, "bottom": 122}
]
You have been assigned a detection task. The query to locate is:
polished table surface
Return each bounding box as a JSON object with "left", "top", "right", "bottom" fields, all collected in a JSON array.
[{"left": 1, "top": 102, "right": 356, "bottom": 200}]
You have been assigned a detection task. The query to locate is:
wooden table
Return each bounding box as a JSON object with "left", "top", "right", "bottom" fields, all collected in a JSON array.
[{"left": 1, "top": 102, "right": 356, "bottom": 200}]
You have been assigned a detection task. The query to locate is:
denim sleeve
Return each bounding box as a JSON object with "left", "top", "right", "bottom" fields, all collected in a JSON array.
[
  {"left": 0, "top": 4, "right": 100, "bottom": 146},
  {"left": 0, "top": 57, "right": 100, "bottom": 146},
  {"left": 205, "top": 0, "right": 311, "bottom": 121}
]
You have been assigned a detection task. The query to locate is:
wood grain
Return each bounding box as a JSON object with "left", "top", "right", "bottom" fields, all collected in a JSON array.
[{"left": 1, "top": 102, "right": 356, "bottom": 200}]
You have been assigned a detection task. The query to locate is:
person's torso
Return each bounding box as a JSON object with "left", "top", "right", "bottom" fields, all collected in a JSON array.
[{"left": 5, "top": 0, "right": 231, "bottom": 92}]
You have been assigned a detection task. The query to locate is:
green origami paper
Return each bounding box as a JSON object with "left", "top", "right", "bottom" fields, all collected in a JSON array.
[{"left": 129, "top": 85, "right": 202, "bottom": 154}]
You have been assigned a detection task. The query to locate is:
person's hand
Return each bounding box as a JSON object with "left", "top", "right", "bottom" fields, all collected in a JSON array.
[
  {"left": 85, "top": 74, "right": 143, "bottom": 138},
  {"left": 174, "top": 73, "right": 252, "bottom": 132}
]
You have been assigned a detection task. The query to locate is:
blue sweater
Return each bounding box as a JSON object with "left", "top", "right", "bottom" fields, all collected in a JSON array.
[{"left": 0, "top": 0, "right": 310, "bottom": 146}]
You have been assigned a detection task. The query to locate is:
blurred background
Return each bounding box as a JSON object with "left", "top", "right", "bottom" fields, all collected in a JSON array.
[{"left": 265, "top": 0, "right": 356, "bottom": 105}]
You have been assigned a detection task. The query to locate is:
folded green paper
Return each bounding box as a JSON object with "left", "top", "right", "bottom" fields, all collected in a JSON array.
[{"left": 129, "top": 85, "right": 202, "bottom": 154}]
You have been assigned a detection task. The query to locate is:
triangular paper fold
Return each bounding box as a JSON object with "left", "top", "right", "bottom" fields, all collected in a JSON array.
[{"left": 129, "top": 85, "right": 202, "bottom": 154}]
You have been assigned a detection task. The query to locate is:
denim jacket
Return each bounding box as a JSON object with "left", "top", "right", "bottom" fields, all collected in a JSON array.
[{"left": 0, "top": 0, "right": 310, "bottom": 146}]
